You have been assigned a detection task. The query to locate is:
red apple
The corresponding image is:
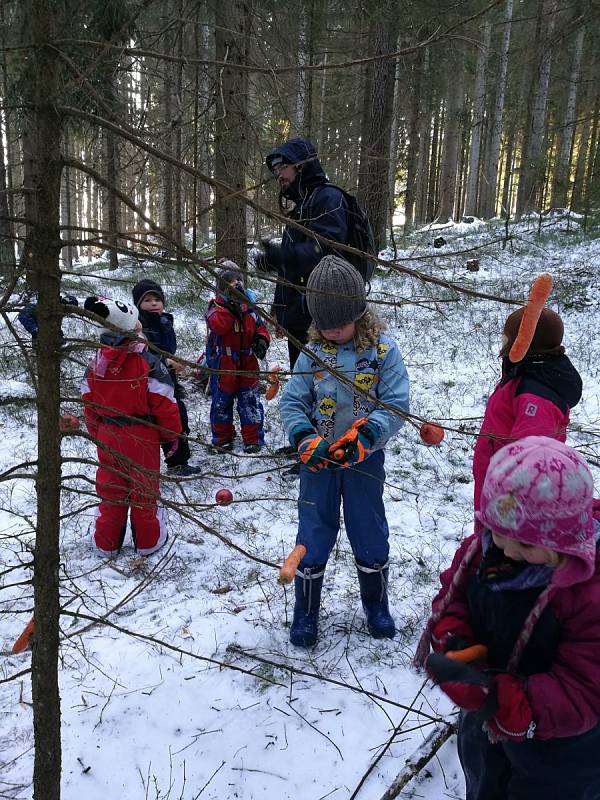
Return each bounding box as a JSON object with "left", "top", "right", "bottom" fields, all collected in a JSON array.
[
  {"left": 59, "top": 414, "right": 80, "bottom": 431},
  {"left": 215, "top": 488, "right": 233, "bottom": 506},
  {"left": 420, "top": 422, "right": 444, "bottom": 446}
]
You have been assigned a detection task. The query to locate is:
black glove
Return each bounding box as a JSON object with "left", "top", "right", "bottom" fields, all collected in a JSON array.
[
  {"left": 251, "top": 336, "right": 269, "bottom": 360},
  {"left": 256, "top": 239, "right": 284, "bottom": 275}
]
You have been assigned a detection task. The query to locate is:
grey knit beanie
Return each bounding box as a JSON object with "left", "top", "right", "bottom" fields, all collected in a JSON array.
[{"left": 306, "top": 255, "right": 367, "bottom": 329}]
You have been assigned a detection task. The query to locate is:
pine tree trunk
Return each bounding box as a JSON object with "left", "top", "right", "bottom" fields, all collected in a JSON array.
[
  {"left": 480, "top": 0, "right": 512, "bottom": 219},
  {"left": 20, "top": 1, "right": 64, "bottom": 797},
  {"left": 500, "top": 127, "right": 516, "bottom": 216},
  {"left": 427, "top": 104, "right": 442, "bottom": 222},
  {"left": 415, "top": 49, "right": 432, "bottom": 225},
  {"left": 173, "top": 4, "right": 184, "bottom": 247},
  {"left": 570, "top": 82, "right": 597, "bottom": 212},
  {"left": 515, "top": 0, "right": 557, "bottom": 219},
  {"left": 160, "top": 20, "right": 174, "bottom": 245},
  {"left": 214, "top": 0, "right": 250, "bottom": 266},
  {"left": 0, "top": 110, "right": 14, "bottom": 276},
  {"left": 550, "top": 24, "right": 585, "bottom": 208},
  {"left": 387, "top": 37, "right": 403, "bottom": 233},
  {"left": 357, "top": 9, "right": 398, "bottom": 250},
  {"left": 464, "top": 21, "right": 491, "bottom": 217},
  {"left": 403, "top": 52, "right": 422, "bottom": 232},
  {"left": 437, "top": 58, "right": 464, "bottom": 223},
  {"left": 291, "top": 1, "right": 308, "bottom": 136},
  {"left": 0, "top": 4, "right": 15, "bottom": 273},
  {"left": 317, "top": 50, "right": 328, "bottom": 151}
]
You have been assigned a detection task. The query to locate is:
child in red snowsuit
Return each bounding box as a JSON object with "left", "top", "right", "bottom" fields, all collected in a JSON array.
[
  {"left": 205, "top": 266, "right": 270, "bottom": 453},
  {"left": 81, "top": 297, "right": 182, "bottom": 556},
  {"left": 473, "top": 307, "right": 581, "bottom": 510}
]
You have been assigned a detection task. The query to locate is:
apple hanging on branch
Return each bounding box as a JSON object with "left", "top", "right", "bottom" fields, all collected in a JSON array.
[
  {"left": 420, "top": 422, "right": 445, "bottom": 446},
  {"left": 215, "top": 488, "right": 233, "bottom": 506}
]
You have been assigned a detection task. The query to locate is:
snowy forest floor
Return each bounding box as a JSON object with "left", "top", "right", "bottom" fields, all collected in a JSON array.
[{"left": 2, "top": 212, "right": 600, "bottom": 800}]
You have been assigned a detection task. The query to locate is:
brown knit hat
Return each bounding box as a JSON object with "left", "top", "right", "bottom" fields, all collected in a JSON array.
[{"left": 501, "top": 307, "right": 564, "bottom": 358}]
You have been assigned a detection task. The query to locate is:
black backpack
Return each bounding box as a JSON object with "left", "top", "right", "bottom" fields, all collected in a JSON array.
[{"left": 309, "top": 184, "right": 377, "bottom": 284}]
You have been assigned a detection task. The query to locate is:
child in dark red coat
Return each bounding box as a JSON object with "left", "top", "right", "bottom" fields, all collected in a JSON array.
[
  {"left": 81, "top": 297, "right": 182, "bottom": 556},
  {"left": 416, "top": 436, "right": 600, "bottom": 800},
  {"left": 205, "top": 266, "right": 270, "bottom": 452},
  {"left": 473, "top": 307, "right": 582, "bottom": 510}
]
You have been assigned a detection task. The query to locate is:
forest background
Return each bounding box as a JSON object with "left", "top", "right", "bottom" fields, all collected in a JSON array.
[{"left": 1, "top": 0, "right": 600, "bottom": 798}]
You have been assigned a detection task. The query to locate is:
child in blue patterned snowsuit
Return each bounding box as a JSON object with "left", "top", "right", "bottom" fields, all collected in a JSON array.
[{"left": 279, "top": 255, "right": 409, "bottom": 647}]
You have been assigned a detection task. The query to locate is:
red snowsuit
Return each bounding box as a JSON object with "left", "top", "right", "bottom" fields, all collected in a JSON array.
[
  {"left": 81, "top": 337, "right": 182, "bottom": 555},
  {"left": 205, "top": 294, "right": 270, "bottom": 446}
]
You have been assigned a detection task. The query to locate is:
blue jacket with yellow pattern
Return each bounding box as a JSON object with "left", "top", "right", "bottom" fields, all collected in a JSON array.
[{"left": 279, "top": 333, "right": 409, "bottom": 451}]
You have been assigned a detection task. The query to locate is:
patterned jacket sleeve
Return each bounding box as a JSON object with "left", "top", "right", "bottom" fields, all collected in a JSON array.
[
  {"left": 368, "top": 339, "right": 410, "bottom": 449},
  {"left": 145, "top": 353, "right": 182, "bottom": 440},
  {"left": 527, "top": 574, "right": 600, "bottom": 739}
]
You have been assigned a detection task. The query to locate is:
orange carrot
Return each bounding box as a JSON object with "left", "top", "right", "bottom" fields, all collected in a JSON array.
[
  {"left": 11, "top": 617, "right": 35, "bottom": 654},
  {"left": 277, "top": 544, "right": 307, "bottom": 584},
  {"left": 265, "top": 366, "right": 281, "bottom": 401},
  {"left": 508, "top": 273, "right": 553, "bottom": 363},
  {"left": 445, "top": 644, "right": 488, "bottom": 663}
]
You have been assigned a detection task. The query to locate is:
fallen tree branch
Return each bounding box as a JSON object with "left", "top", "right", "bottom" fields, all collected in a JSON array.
[{"left": 379, "top": 721, "right": 457, "bottom": 800}]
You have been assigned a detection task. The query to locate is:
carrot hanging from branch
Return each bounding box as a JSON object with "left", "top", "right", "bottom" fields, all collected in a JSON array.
[
  {"left": 508, "top": 273, "right": 553, "bottom": 363},
  {"left": 11, "top": 616, "right": 35, "bottom": 654},
  {"left": 277, "top": 544, "right": 307, "bottom": 585},
  {"left": 265, "top": 366, "right": 281, "bottom": 401}
]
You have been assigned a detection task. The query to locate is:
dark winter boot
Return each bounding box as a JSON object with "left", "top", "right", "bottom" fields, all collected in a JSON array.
[
  {"left": 290, "top": 565, "right": 326, "bottom": 648},
  {"left": 356, "top": 562, "right": 396, "bottom": 639}
]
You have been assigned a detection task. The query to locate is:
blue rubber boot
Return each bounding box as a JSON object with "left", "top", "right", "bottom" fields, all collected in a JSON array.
[
  {"left": 356, "top": 562, "right": 396, "bottom": 639},
  {"left": 290, "top": 565, "right": 325, "bottom": 648}
]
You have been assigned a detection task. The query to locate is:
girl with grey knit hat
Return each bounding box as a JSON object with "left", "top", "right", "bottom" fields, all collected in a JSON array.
[{"left": 279, "top": 255, "right": 410, "bottom": 647}]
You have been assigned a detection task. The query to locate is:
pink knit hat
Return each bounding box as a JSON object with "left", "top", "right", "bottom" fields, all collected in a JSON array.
[{"left": 477, "top": 436, "right": 596, "bottom": 588}]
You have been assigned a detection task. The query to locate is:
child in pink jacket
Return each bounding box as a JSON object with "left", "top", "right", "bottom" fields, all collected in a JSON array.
[
  {"left": 473, "top": 307, "right": 581, "bottom": 510},
  {"left": 416, "top": 436, "right": 600, "bottom": 800}
]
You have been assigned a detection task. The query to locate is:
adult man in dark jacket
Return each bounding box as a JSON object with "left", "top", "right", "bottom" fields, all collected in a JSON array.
[{"left": 258, "top": 137, "right": 350, "bottom": 369}]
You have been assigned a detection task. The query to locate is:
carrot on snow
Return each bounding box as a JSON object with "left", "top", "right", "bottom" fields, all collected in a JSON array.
[
  {"left": 11, "top": 617, "right": 35, "bottom": 654},
  {"left": 277, "top": 544, "right": 307, "bottom": 584},
  {"left": 265, "top": 366, "right": 281, "bottom": 401},
  {"left": 508, "top": 273, "right": 553, "bottom": 363}
]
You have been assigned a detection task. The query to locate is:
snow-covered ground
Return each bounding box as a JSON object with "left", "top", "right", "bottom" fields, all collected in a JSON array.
[{"left": 2, "top": 214, "right": 600, "bottom": 799}]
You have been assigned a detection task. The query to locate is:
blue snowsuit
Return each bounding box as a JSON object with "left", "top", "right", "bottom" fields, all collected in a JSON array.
[
  {"left": 266, "top": 138, "right": 350, "bottom": 363},
  {"left": 279, "top": 333, "right": 409, "bottom": 568},
  {"left": 138, "top": 308, "right": 191, "bottom": 468}
]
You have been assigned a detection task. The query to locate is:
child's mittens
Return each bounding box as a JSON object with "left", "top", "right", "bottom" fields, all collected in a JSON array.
[
  {"left": 426, "top": 655, "right": 535, "bottom": 742},
  {"left": 484, "top": 674, "right": 535, "bottom": 742},
  {"left": 251, "top": 336, "right": 269, "bottom": 360},
  {"left": 291, "top": 427, "right": 332, "bottom": 472},
  {"left": 348, "top": 420, "right": 380, "bottom": 464},
  {"left": 431, "top": 616, "right": 475, "bottom": 654},
  {"left": 425, "top": 652, "right": 495, "bottom": 712},
  {"left": 329, "top": 419, "right": 381, "bottom": 467}
]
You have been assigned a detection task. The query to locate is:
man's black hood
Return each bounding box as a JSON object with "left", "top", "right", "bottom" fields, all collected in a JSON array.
[
  {"left": 266, "top": 137, "right": 327, "bottom": 201},
  {"left": 502, "top": 352, "right": 583, "bottom": 411}
]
